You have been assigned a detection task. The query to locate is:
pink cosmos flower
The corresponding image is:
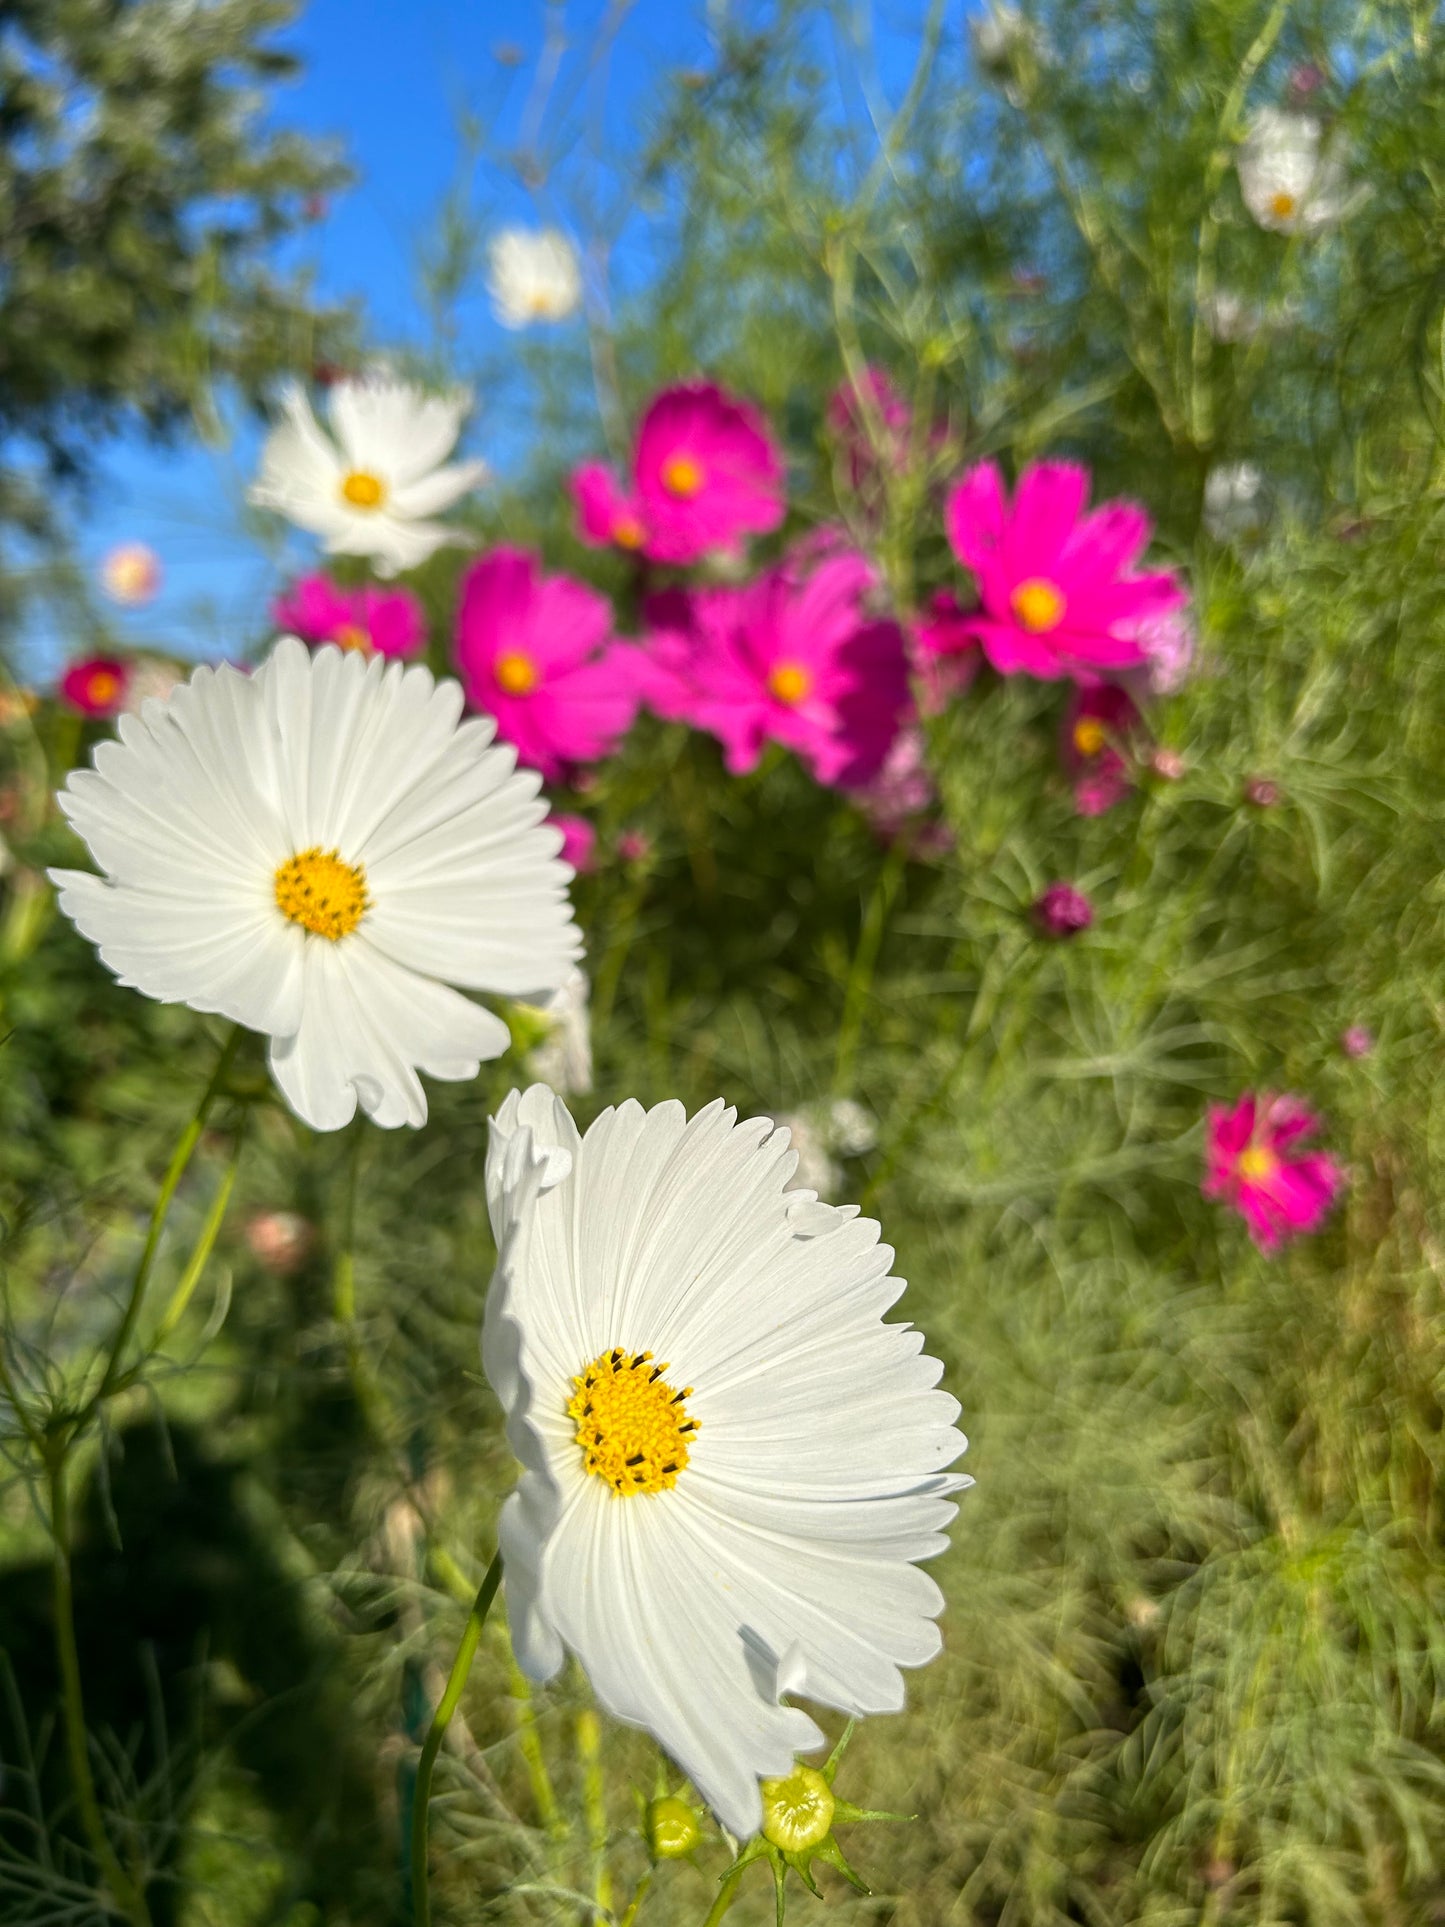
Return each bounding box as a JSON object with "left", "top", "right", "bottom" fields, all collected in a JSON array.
[
  {"left": 616, "top": 827, "right": 652, "bottom": 864},
  {"left": 1121, "top": 605, "right": 1195, "bottom": 695},
  {"left": 849, "top": 723, "right": 938, "bottom": 843},
  {"left": 1340, "top": 1026, "right": 1374, "bottom": 1059},
  {"left": 1203, "top": 1092, "right": 1345, "bottom": 1251},
  {"left": 636, "top": 550, "right": 909, "bottom": 787},
  {"left": 945, "top": 461, "right": 1186, "bottom": 682},
  {"left": 1034, "top": 882, "right": 1093, "bottom": 937},
  {"left": 1062, "top": 684, "right": 1143, "bottom": 816},
  {"left": 273, "top": 572, "right": 426, "bottom": 659},
  {"left": 554, "top": 814, "right": 597, "bottom": 874},
  {"left": 60, "top": 656, "right": 130, "bottom": 717},
  {"left": 910, "top": 589, "right": 982, "bottom": 715},
  {"left": 572, "top": 381, "right": 785, "bottom": 565},
  {"left": 454, "top": 547, "right": 642, "bottom": 782}
]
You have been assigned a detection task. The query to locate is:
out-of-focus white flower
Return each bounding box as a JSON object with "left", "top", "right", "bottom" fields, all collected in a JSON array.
[
  {"left": 487, "top": 228, "right": 582, "bottom": 329},
  {"left": 528, "top": 966, "right": 593, "bottom": 1096},
  {"left": 100, "top": 543, "right": 162, "bottom": 606},
  {"left": 1118, "top": 607, "right": 1196, "bottom": 696},
  {"left": 248, "top": 377, "right": 488, "bottom": 577},
  {"left": 828, "top": 1097, "right": 879, "bottom": 1158},
  {"left": 1199, "top": 289, "right": 1260, "bottom": 344},
  {"left": 765, "top": 1110, "right": 840, "bottom": 1200},
  {"left": 480, "top": 1085, "right": 969, "bottom": 1837},
  {"left": 1203, "top": 462, "right": 1266, "bottom": 545},
  {"left": 970, "top": 2, "right": 1031, "bottom": 72},
  {"left": 119, "top": 656, "right": 183, "bottom": 715},
  {"left": 1236, "top": 109, "right": 1350, "bottom": 234}
]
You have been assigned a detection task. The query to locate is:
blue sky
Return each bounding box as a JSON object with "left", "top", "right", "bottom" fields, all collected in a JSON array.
[{"left": 23, "top": 0, "right": 935, "bottom": 676}]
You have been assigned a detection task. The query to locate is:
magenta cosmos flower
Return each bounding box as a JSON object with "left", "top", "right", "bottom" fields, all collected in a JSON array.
[
  {"left": 910, "top": 589, "right": 981, "bottom": 716},
  {"left": 945, "top": 461, "right": 1185, "bottom": 682},
  {"left": 572, "top": 380, "right": 785, "bottom": 565},
  {"left": 1062, "top": 684, "right": 1143, "bottom": 816},
  {"left": 637, "top": 550, "right": 909, "bottom": 787},
  {"left": 454, "top": 548, "right": 642, "bottom": 783},
  {"left": 61, "top": 656, "right": 130, "bottom": 717},
  {"left": 273, "top": 572, "right": 426, "bottom": 659},
  {"left": 1203, "top": 1092, "right": 1345, "bottom": 1251}
]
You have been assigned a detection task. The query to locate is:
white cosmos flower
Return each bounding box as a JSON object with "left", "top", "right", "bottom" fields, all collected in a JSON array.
[
  {"left": 527, "top": 965, "right": 593, "bottom": 1096},
  {"left": 481, "top": 1085, "right": 969, "bottom": 1838},
  {"left": 1203, "top": 460, "right": 1266, "bottom": 544},
  {"left": 49, "top": 640, "right": 580, "bottom": 1132},
  {"left": 248, "top": 377, "right": 488, "bottom": 577},
  {"left": 1236, "top": 109, "right": 1349, "bottom": 234},
  {"left": 487, "top": 228, "right": 583, "bottom": 329}
]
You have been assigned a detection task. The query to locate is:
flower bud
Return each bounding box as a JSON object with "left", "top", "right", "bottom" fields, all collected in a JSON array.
[
  {"left": 647, "top": 1795, "right": 701, "bottom": 1860},
  {"left": 1244, "top": 776, "right": 1280, "bottom": 808},
  {"left": 244, "top": 1210, "right": 316, "bottom": 1276},
  {"left": 1340, "top": 1025, "right": 1374, "bottom": 1059},
  {"left": 1033, "top": 882, "right": 1093, "bottom": 938},
  {"left": 761, "top": 1766, "right": 836, "bottom": 1855}
]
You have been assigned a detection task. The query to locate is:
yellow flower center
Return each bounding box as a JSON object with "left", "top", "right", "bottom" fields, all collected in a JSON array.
[
  {"left": 495, "top": 650, "right": 539, "bottom": 696},
  {"left": 613, "top": 513, "right": 646, "bottom": 549},
  {"left": 334, "top": 623, "right": 373, "bottom": 655},
  {"left": 1269, "top": 190, "right": 1298, "bottom": 220},
  {"left": 1011, "top": 578, "right": 1066, "bottom": 633},
  {"left": 760, "top": 1766, "right": 835, "bottom": 1854},
  {"left": 1072, "top": 717, "right": 1108, "bottom": 756},
  {"left": 1238, "top": 1145, "right": 1278, "bottom": 1182},
  {"left": 647, "top": 1796, "right": 702, "bottom": 1860},
  {"left": 273, "top": 846, "right": 370, "bottom": 941},
  {"left": 660, "top": 454, "right": 705, "bottom": 498},
  {"left": 768, "top": 661, "right": 812, "bottom": 705},
  {"left": 340, "top": 469, "right": 387, "bottom": 510},
  {"left": 567, "top": 1347, "right": 699, "bottom": 1496},
  {"left": 85, "top": 671, "right": 122, "bottom": 707}
]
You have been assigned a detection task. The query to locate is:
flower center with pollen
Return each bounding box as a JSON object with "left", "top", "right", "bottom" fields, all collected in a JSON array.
[
  {"left": 1011, "top": 578, "right": 1066, "bottom": 633},
  {"left": 274, "top": 847, "right": 370, "bottom": 941},
  {"left": 1269, "top": 190, "right": 1298, "bottom": 220},
  {"left": 660, "top": 454, "right": 705, "bottom": 498},
  {"left": 85, "top": 670, "right": 122, "bottom": 707},
  {"left": 567, "top": 1348, "right": 699, "bottom": 1496},
  {"left": 334, "top": 623, "right": 373, "bottom": 655},
  {"left": 495, "top": 650, "right": 539, "bottom": 696},
  {"left": 768, "top": 661, "right": 812, "bottom": 705},
  {"left": 613, "top": 513, "right": 646, "bottom": 549},
  {"left": 1238, "top": 1145, "right": 1279, "bottom": 1182},
  {"left": 1072, "top": 717, "right": 1107, "bottom": 756},
  {"left": 760, "top": 1766, "right": 836, "bottom": 1854},
  {"left": 340, "top": 469, "right": 386, "bottom": 510}
]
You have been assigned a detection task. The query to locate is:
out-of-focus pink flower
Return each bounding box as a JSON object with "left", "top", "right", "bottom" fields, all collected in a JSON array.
[
  {"left": 910, "top": 590, "right": 982, "bottom": 715},
  {"left": 273, "top": 572, "right": 427, "bottom": 660},
  {"left": 826, "top": 366, "right": 912, "bottom": 494},
  {"left": 554, "top": 814, "right": 597, "bottom": 874},
  {"left": 849, "top": 723, "right": 937, "bottom": 842},
  {"left": 244, "top": 1210, "right": 317, "bottom": 1276},
  {"left": 1340, "top": 1026, "right": 1374, "bottom": 1059},
  {"left": 1062, "top": 684, "right": 1142, "bottom": 816},
  {"left": 1151, "top": 747, "right": 1187, "bottom": 781},
  {"left": 1244, "top": 776, "right": 1281, "bottom": 808},
  {"left": 454, "top": 547, "right": 642, "bottom": 782},
  {"left": 1034, "top": 881, "right": 1093, "bottom": 937},
  {"left": 1203, "top": 1092, "right": 1345, "bottom": 1251},
  {"left": 1286, "top": 62, "right": 1328, "bottom": 104},
  {"left": 573, "top": 381, "right": 785, "bottom": 565},
  {"left": 99, "top": 542, "right": 162, "bottom": 607},
  {"left": 60, "top": 656, "right": 130, "bottom": 717},
  {"left": 945, "top": 461, "right": 1185, "bottom": 682},
  {"left": 636, "top": 549, "right": 909, "bottom": 787},
  {"left": 1120, "top": 604, "right": 1195, "bottom": 695},
  {"left": 616, "top": 827, "right": 652, "bottom": 863}
]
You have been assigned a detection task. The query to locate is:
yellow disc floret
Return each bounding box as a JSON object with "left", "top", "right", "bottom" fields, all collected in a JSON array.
[
  {"left": 274, "top": 847, "right": 370, "bottom": 941},
  {"left": 1269, "top": 190, "right": 1298, "bottom": 221},
  {"left": 760, "top": 1766, "right": 836, "bottom": 1854},
  {"left": 1238, "top": 1145, "right": 1279, "bottom": 1182},
  {"left": 567, "top": 1347, "right": 699, "bottom": 1495},
  {"left": 768, "top": 661, "right": 812, "bottom": 705},
  {"left": 340, "top": 469, "right": 387, "bottom": 510},
  {"left": 660, "top": 454, "right": 705, "bottom": 498},
  {"left": 1011, "top": 578, "right": 1066, "bottom": 633},
  {"left": 495, "top": 650, "right": 540, "bottom": 695},
  {"left": 1072, "top": 716, "right": 1107, "bottom": 756}
]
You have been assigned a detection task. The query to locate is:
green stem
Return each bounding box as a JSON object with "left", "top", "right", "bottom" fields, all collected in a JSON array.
[
  {"left": 410, "top": 1553, "right": 504, "bottom": 1927},
  {"left": 144, "top": 1129, "right": 245, "bottom": 1357},
  {"left": 833, "top": 839, "right": 907, "bottom": 1096},
  {"left": 616, "top": 1869, "right": 652, "bottom": 1927},
  {"left": 701, "top": 1866, "right": 745, "bottom": 1927},
  {"left": 88, "top": 1025, "right": 242, "bottom": 1416},
  {"left": 332, "top": 1125, "right": 391, "bottom": 1441},
  {"left": 577, "top": 1708, "right": 611, "bottom": 1918},
  {"left": 509, "top": 1658, "right": 563, "bottom": 1836},
  {"left": 47, "top": 1452, "right": 153, "bottom": 1927}
]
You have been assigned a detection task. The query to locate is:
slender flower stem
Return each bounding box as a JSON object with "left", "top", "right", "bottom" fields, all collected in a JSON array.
[
  {"left": 47, "top": 1452, "right": 153, "bottom": 1927},
  {"left": 616, "top": 1869, "right": 652, "bottom": 1927},
  {"left": 577, "top": 1708, "right": 611, "bottom": 1918},
  {"left": 410, "top": 1553, "right": 503, "bottom": 1927},
  {"left": 144, "top": 1128, "right": 245, "bottom": 1357},
  {"left": 701, "top": 1866, "right": 745, "bottom": 1927},
  {"left": 88, "top": 1025, "right": 242, "bottom": 1417}
]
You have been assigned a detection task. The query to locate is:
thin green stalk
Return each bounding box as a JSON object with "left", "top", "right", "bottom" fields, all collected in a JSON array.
[
  {"left": 410, "top": 1552, "right": 503, "bottom": 1927},
  {"left": 332, "top": 1125, "right": 390, "bottom": 1441},
  {"left": 88, "top": 1025, "right": 242, "bottom": 1417},
  {"left": 143, "top": 1129, "right": 245, "bottom": 1357},
  {"left": 701, "top": 1866, "right": 745, "bottom": 1927},
  {"left": 833, "top": 839, "right": 908, "bottom": 1096},
  {"left": 47, "top": 1452, "right": 153, "bottom": 1927},
  {"left": 577, "top": 1708, "right": 611, "bottom": 1919},
  {"left": 616, "top": 1869, "right": 651, "bottom": 1927},
  {"left": 509, "top": 1658, "right": 563, "bottom": 1836}
]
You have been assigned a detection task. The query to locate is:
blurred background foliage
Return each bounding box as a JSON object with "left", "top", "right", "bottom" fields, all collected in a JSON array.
[{"left": 3, "top": 1, "right": 1445, "bottom": 1924}]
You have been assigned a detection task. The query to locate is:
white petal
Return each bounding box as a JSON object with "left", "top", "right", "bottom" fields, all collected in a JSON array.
[
  {"left": 326, "top": 378, "right": 470, "bottom": 485},
  {"left": 388, "top": 459, "right": 489, "bottom": 520}
]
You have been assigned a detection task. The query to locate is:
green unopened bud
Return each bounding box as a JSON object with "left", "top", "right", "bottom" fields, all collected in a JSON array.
[
  {"left": 648, "top": 1794, "right": 701, "bottom": 1859},
  {"left": 760, "top": 1765, "right": 835, "bottom": 1854}
]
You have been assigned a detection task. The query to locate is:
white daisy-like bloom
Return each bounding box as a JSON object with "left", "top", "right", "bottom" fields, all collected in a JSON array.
[
  {"left": 1199, "top": 288, "right": 1260, "bottom": 345},
  {"left": 1236, "top": 109, "right": 1349, "bottom": 234},
  {"left": 487, "top": 228, "right": 583, "bottom": 330},
  {"left": 482, "top": 1085, "right": 969, "bottom": 1838},
  {"left": 248, "top": 377, "right": 488, "bottom": 578},
  {"left": 528, "top": 965, "right": 593, "bottom": 1096},
  {"left": 763, "top": 1110, "right": 840, "bottom": 1200},
  {"left": 1202, "top": 461, "right": 1266, "bottom": 544},
  {"left": 49, "top": 640, "right": 580, "bottom": 1132},
  {"left": 828, "top": 1097, "right": 879, "bottom": 1159}
]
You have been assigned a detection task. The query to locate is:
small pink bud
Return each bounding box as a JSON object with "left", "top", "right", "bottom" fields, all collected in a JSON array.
[
  {"left": 244, "top": 1210, "right": 316, "bottom": 1276},
  {"left": 1150, "top": 748, "right": 1186, "bottom": 781},
  {"left": 1340, "top": 1026, "right": 1374, "bottom": 1059},
  {"left": 1034, "top": 882, "right": 1093, "bottom": 937},
  {"left": 616, "top": 828, "right": 652, "bottom": 864},
  {"left": 1244, "top": 776, "right": 1280, "bottom": 808},
  {"left": 554, "top": 814, "right": 597, "bottom": 874}
]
